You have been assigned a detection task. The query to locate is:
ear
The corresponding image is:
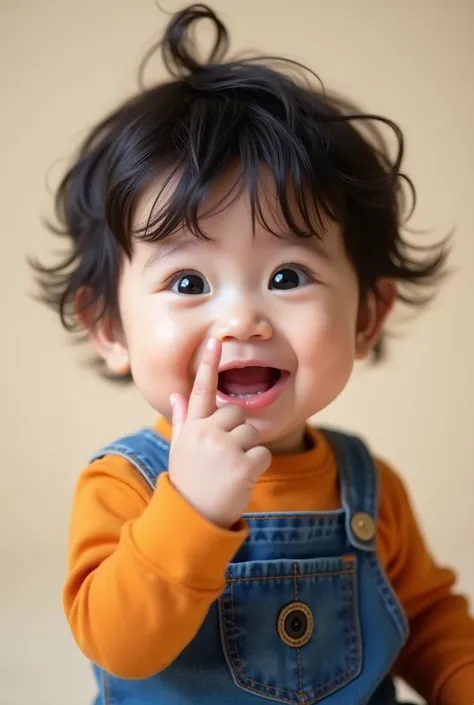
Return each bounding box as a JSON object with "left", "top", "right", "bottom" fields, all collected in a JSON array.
[
  {"left": 355, "top": 279, "right": 396, "bottom": 360},
  {"left": 75, "top": 290, "right": 131, "bottom": 376}
]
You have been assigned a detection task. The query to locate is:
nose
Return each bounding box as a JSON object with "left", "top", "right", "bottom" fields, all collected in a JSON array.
[{"left": 212, "top": 305, "right": 273, "bottom": 342}]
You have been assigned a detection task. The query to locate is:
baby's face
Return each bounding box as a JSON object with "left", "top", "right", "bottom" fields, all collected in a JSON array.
[{"left": 114, "top": 176, "right": 365, "bottom": 452}]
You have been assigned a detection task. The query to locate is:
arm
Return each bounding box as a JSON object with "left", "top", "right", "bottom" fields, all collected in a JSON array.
[
  {"left": 63, "top": 456, "right": 247, "bottom": 678},
  {"left": 65, "top": 339, "right": 270, "bottom": 680},
  {"left": 377, "top": 461, "right": 474, "bottom": 704}
]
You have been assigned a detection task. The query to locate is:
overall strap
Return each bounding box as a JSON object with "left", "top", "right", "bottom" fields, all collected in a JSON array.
[
  {"left": 322, "top": 429, "right": 379, "bottom": 552},
  {"left": 89, "top": 427, "right": 170, "bottom": 491}
]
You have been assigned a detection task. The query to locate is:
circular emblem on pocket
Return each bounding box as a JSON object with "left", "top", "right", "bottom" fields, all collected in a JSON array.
[{"left": 277, "top": 601, "right": 314, "bottom": 647}]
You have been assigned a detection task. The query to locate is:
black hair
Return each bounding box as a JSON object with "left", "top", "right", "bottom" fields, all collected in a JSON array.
[{"left": 31, "top": 3, "right": 447, "bottom": 364}]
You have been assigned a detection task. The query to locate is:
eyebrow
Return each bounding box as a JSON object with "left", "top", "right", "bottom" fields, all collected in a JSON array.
[
  {"left": 142, "top": 237, "right": 206, "bottom": 272},
  {"left": 278, "top": 232, "right": 332, "bottom": 262},
  {"left": 142, "top": 230, "right": 331, "bottom": 272}
]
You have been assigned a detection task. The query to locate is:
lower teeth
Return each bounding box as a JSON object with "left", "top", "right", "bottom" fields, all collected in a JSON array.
[{"left": 228, "top": 391, "right": 264, "bottom": 398}]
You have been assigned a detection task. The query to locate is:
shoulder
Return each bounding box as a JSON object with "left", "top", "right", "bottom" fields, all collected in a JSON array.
[
  {"left": 79, "top": 426, "right": 170, "bottom": 499},
  {"left": 321, "top": 427, "right": 410, "bottom": 507},
  {"left": 323, "top": 429, "right": 417, "bottom": 562},
  {"left": 371, "top": 454, "right": 419, "bottom": 569},
  {"left": 76, "top": 450, "right": 155, "bottom": 506},
  {"left": 374, "top": 454, "right": 409, "bottom": 492},
  {"left": 373, "top": 455, "right": 413, "bottom": 517}
]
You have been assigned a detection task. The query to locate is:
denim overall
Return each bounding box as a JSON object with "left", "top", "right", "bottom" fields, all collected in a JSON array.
[{"left": 89, "top": 427, "right": 413, "bottom": 704}]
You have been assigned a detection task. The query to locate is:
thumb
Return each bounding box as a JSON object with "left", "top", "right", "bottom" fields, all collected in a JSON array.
[{"left": 170, "top": 393, "right": 188, "bottom": 448}]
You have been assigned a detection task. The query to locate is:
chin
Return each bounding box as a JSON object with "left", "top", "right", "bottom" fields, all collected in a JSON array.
[{"left": 244, "top": 415, "right": 300, "bottom": 446}]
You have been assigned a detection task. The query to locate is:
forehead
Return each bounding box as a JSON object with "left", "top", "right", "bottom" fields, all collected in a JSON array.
[{"left": 131, "top": 167, "right": 342, "bottom": 259}]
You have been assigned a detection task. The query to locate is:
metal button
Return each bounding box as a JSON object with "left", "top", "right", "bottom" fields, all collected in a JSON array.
[
  {"left": 351, "top": 512, "right": 376, "bottom": 542},
  {"left": 277, "top": 602, "right": 313, "bottom": 647},
  {"left": 285, "top": 609, "right": 307, "bottom": 639}
]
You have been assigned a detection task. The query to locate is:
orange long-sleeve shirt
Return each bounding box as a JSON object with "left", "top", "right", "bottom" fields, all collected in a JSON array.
[{"left": 64, "top": 419, "right": 474, "bottom": 703}]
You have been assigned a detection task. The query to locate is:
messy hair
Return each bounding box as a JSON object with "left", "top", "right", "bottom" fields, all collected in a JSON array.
[{"left": 31, "top": 3, "right": 447, "bottom": 364}]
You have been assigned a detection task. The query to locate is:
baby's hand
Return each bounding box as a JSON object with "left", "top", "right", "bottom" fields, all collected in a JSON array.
[{"left": 168, "top": 338, "right": 272, "bottom": 529}]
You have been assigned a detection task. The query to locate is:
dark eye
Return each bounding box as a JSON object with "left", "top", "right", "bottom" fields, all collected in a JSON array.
[
  {"left": 171, "top": 272, "right": 210, "bottom": 295},
  {"left": 269, "top": 266, "right": 311, "bottom": 290}
]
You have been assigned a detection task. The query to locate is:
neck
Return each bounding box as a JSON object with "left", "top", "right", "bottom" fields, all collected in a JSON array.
[{"left": 265, "top": 425, "right": 309, "bottom": 455}]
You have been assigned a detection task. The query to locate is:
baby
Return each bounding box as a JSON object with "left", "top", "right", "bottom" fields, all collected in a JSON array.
[{"left": 33, "top": 4, "right": 474, "bottom": 704}]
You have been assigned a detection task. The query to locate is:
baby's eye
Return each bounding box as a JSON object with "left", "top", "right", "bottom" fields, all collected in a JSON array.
[
  {"left": 170, "top": 272, "right": 210, "bottom": 295},
  {"left": 269, "top": 265, "right": 312, "bottom": 290}
]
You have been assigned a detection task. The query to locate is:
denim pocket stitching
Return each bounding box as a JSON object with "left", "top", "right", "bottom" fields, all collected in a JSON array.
[
  {"left": 294, "top": 567, "right": 304, "bottom": 695},
  {"left": 293, "top": 568, "right": 304, "bottom": 696},
  {"left": 221, "top": 563, "right": 362, "bottom": 703},
  {"left": 227, "top": 567, "right": 354, "bottom": 583}
]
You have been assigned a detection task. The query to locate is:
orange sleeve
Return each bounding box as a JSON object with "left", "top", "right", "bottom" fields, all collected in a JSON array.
[
  {"left": 63, "top": 455, "right": 248, "bottom": 678},
  {"left": 377, "top": 460, "right": 474, "bottom": 704}
]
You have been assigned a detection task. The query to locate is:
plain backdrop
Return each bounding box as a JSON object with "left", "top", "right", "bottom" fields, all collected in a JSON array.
[{"left": 1, "top": 1, "right": 473, "bottom": 703}]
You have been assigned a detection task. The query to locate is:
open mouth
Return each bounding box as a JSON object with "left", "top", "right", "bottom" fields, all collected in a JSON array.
[
  {"left": 217, "top": 366, "right": 289, "bottom": 409},
  {"left": 218, "top": 366, "right": 281, "bottom": 397}
]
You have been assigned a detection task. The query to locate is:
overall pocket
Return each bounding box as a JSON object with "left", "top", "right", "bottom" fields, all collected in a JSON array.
[{"left": 218, "top": 555, "right": 361, "bottom": 704}]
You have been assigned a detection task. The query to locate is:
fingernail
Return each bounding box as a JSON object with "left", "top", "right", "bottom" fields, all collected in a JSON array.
[
  {"left": 207, "top": 338, "right": 217, "bottom": 352},
  {"left": 169, "top": 394, "right": 175, "bottom": 413}
]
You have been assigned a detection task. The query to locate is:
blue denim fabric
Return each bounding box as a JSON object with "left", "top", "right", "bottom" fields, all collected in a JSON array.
[{"left": 88, "top": 428, "right": 413, "bottom": 704}]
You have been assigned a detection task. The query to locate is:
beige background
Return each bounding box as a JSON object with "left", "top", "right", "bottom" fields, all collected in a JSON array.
[{"left": 1, "top": 1, "right": 473, "bottom": 703}]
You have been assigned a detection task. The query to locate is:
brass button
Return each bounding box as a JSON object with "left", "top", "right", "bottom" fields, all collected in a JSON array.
[
  {"left": 277, "top": 602, "right": 313, "bottom": 647},
  {"left": 351, "top": 512, "right": 376, "bottom": 542}
]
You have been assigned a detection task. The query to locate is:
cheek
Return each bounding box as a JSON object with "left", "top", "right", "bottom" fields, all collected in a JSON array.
[
  {"left": 300, "top": 293, "right": 356, "bottom": 351},
  {"left": 295, "top": 294, "right": 358, "bottom": 387},
  {"left": 119, "top": 292, "right": 202, "bottom": 409}
]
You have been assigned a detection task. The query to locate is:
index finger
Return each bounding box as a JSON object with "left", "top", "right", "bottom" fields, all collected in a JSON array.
[{"left": 187, "top": 338, "right": 222, "bottom": 420}]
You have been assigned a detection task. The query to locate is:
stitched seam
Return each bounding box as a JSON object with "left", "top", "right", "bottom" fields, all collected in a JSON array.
[
  {"left": 228, "top": 579, "right": 244, "bottom": 679},
  {"left": 121, "top": 450, "right": 156, "bottom": 483},
  {"left": 301, "top": 566, "right": 360, "bottom": 699},
  {"left": 96, "top": 429, "right": 170, "bottom": 488},
  {"left": 224, "top": 578, "right": 300, "bottom": 697},
  {"left": 227, "top": 680, "right": 301, "bottom": 704},
  {"left": 243, "top": 514, "right": 341, "bottom": 520},
  {"left": 228, "top": 576, "right": 300, "bottom": 698},
  {"left": 218, "top": 588, "right": 243, "bottom": 690},
  {"left": 237, "top": 669, "right": 307, "bottom": 696},
  {"left": 224, "top": 566, "right": 360, "bottom": 699},
  {"left": 293, "top": 565, "right": 303, "bottom": 695},
  {"left": 351, "top": 558, "right": 363, "bottom": 678},
  {"left": 101, "top": 449, "right": 156, "bottom": 489},
  {"left": 307, "top": 567, "right": 359, "bottom": 697},
  {"left": 227, "top": 567, "right": 353, "bottom": 583},
  {"left": 368, "top": 553, "right": 409, "bottom": 640}
]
